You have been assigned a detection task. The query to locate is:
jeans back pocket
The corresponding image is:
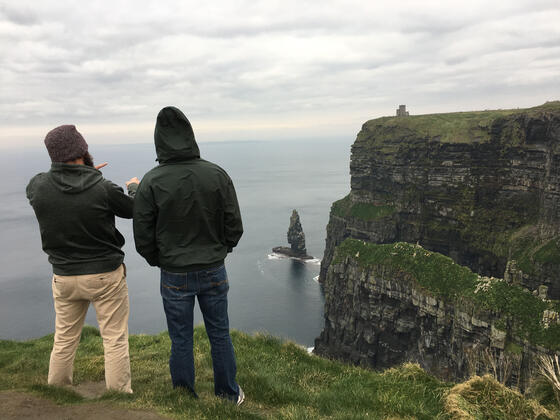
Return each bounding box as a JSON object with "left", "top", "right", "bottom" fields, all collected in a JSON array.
[
  {"left": 204, "top": 265, "right": 229, "bottom": 295},
  {"left": 161, "top": 270, "right": 190, "bottom": 299}
]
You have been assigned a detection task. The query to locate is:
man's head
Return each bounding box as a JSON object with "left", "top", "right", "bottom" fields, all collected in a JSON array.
[
  {"left": 154, "top": 107, "right": 200, "bottom": 163},
  {"left": 44, "top": 125, "right": 91, "bottom": 165}
]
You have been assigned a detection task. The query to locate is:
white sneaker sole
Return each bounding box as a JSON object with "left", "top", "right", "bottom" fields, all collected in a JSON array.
[{"left": 236, "top": 387, "right": 245, "bottom": 406}]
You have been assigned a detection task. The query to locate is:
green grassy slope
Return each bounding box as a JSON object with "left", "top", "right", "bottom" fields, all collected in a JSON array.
[
  {"left": 331, "top": 194, "right": 395, "bottom": 221},
  {"left": 0, "top": 326, "right": 557, "bottom": 419}
]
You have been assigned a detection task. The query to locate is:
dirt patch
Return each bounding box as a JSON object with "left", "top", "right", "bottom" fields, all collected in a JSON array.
[
  {"left": 70, "top": 381, "right": 110, "bottom": 399},
  {"left": 0, "top": 391, "right": 168, "bottom": 420}
]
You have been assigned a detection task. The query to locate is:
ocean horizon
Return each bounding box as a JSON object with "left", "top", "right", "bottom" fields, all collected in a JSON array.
[{"left": 0, "top": 137, "right": 352, "bottom": 346}]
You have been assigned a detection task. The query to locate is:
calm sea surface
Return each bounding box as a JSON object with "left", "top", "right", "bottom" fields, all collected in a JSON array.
[{"left": 0, "top": 138, "right": 351, "bottom": 346}]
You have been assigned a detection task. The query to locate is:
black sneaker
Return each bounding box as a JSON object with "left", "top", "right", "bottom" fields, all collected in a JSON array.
[{"left": 236, "top": 386, "right": 245, "bottom": 406}]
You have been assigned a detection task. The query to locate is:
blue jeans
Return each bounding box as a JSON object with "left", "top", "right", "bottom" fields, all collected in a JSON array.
[{"left": 160, "top": 264, "right": 239, "bottom": 400}]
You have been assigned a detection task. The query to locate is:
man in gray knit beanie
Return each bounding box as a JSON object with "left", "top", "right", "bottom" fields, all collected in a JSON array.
[
  {"left": 44, "top": 125, "right": 89, "bottom": 163},
  {"left": 27, "top": 125, "right": 139, "bottom": 393}
]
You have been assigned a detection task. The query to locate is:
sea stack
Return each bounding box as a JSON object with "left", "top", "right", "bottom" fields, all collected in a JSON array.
[{"left": 273, "top": 209, "right": 313, "bottom": 260}]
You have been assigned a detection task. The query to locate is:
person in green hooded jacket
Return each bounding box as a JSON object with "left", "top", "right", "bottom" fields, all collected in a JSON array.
[
  {"left": 26, "top": 124, "right": 139, "bottom": 393},
  {"left": 133, "top": 106, "right": 244, "bottom": 404}
]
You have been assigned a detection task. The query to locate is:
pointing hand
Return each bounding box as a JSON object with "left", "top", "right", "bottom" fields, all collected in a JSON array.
[{"left": 126, "top": 177, "right": 140, "bottom": 187}]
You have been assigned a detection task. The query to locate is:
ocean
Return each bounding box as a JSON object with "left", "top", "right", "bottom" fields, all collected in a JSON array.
[{"left": 0, "top": 138, "right": 351, "bottom": 346}]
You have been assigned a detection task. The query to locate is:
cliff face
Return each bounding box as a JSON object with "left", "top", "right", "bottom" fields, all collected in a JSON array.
[
  {"left": 316, "top": 102, "right": 560, "bottom": 385},
  {"left": 320, "top": 102, "right": 560, "bottom": 299},
  {"left": 315, "top": 240, "right": 560, "bottom": 389}
]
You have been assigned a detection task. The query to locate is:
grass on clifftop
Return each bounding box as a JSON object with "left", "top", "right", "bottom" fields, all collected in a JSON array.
[
  {"left": 331, "top": 194, "right": 395, "bottom": 221},
  {"left": 357, "top": 101, "right": 560, "bottom": 145},
  {"left": 334, "top": 239, "right": 560, "bottom": 350},
  {"left": 0, "top": 326, "right": 557, "bottom": 419}
]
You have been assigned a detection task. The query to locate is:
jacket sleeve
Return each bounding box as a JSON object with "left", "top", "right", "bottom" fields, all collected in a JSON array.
[
  {"left": 224, "top": 178, "right": 243, "bottom": 251},
  {"left": 25, "top": 175, "right": 38, "bottom": 203},
  {"left": 105, "top": 181, "right": 135, "bottom": 219},
  {"left": 133, "top": 180, "right": 159, "bottom": 266}
]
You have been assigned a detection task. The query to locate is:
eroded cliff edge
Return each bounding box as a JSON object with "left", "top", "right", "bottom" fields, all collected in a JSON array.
[{"left": 315, "top": 102, "right": 560, "bottom": 386}]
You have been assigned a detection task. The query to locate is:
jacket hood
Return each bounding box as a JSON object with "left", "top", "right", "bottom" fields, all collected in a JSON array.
[
  {"left": 155, "top": 106, "right": 200, "bottom": 163},
  {"left": 49, "top": 163, "right": 103, "bottom": 194}
]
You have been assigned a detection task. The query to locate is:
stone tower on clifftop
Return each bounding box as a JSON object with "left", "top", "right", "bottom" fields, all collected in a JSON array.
[{"left": 396, "top": 105, "right": 409, "bottom": 116}]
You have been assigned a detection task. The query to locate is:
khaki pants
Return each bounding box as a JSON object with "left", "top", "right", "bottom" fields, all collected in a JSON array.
[{"left": 48, "top": 264, "right": 132, "bottom": 393}]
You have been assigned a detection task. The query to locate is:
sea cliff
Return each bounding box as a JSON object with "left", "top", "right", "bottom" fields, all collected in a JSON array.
[
  {"left": 315, "top": 102, "right": 560, "bottom": 385},
  {"left": 315, "top": 239, "right": 560, "bottom": 389}
]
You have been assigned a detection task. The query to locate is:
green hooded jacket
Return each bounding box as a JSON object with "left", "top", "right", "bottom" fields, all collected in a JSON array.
[
  {"left": 133, "top": 107, "right": 243, "bottom": 272},
  {"left": 26, "top": 163, "right": 137, "bottom": 275}
]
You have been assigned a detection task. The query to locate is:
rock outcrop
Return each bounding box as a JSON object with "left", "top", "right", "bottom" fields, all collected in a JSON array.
[
  {"left": 315, "top": 102, "right": 560, "bottom": 385},
  {"left": 273, "top": 209, "right": 313, "bottom": 259},
  {"left": 314, "top": 239, "right": 560, "bottom": 390}
]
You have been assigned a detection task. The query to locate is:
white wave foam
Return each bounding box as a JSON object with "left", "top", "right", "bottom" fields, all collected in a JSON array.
[
  {"left": 256, "top": 259, "right": 265, "bottom": 274},
  {"left": 313, "top": 275, "right": 319, "bottom": 283},
  {"left": 267, "top": 253, "right": 321, "bottom": 265},
  {"left": 306, "top": 346, "right": 314, "bottom": 354}
]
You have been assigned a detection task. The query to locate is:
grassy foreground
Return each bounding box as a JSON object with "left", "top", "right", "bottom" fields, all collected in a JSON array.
[{"left": 0, "top": 326, "right": 557, "bottom": 419}]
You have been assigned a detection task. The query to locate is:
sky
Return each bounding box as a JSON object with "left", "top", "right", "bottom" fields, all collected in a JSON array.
[{"left": 1, "top": 0, "right": 559, "bottom": 147}]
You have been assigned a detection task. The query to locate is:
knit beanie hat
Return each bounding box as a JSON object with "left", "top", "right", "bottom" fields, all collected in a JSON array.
[{"left": 44, "top": 125, "right": 88, "bottom": 163}]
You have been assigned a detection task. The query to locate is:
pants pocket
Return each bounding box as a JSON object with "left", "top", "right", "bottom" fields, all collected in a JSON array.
[
  {"left": 204, "top": 265, "right": 226, "bottom": 285},
  {"left": 52, "top": 274, "right": 72, "bottom": 299},
  {"left": 205, "top": 266, "right": 229, "bottom": 295},
  {"left": 161, "top": 271, "right": 188, "bottom": 290},
  {"left": 161, "top": 271, "right": 190, "bottom": 300},
  {"left": 89, "top": 269, "right": 119, "bottom": 290}
]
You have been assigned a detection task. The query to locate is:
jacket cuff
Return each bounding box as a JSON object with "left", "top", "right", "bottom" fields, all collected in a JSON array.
[{"left": 127, "top": 182, "right": 139, "bottom": 197}]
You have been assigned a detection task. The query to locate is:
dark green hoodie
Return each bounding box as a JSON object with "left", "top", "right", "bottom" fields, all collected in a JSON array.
[
  {"left": 133, "top": 106, "right": 243, "bottom": 271},
  {"left": 26, "top": 164, "right": 137, "bottom": 275}
]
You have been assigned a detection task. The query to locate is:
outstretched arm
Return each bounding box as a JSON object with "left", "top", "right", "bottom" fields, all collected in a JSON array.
[
  {"left": 105, "top": 181, "right": 136, "bottom": 219},
  {"left": 98, "top": 160, "right": 138, "bottom": 218}
]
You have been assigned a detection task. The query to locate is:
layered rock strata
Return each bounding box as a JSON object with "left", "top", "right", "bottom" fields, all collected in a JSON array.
[
  {"left": 315, "top": 102, "right": 560, "bottom": 386},
  {"left": 320, "top": 102, "right": 560, "bottom": 299},
  {"left": 314, "top": 240, "right": 560, "bottom": 390}
]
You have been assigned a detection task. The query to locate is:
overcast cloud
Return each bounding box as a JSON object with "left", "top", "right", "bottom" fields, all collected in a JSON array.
[{"left": 1, "top": 0, "right": 559, "bottom": 146}]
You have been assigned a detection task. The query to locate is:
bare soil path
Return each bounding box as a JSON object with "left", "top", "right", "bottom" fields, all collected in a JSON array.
[{"left": 0, "top": 390, "right": 168, "bottom": 420}]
